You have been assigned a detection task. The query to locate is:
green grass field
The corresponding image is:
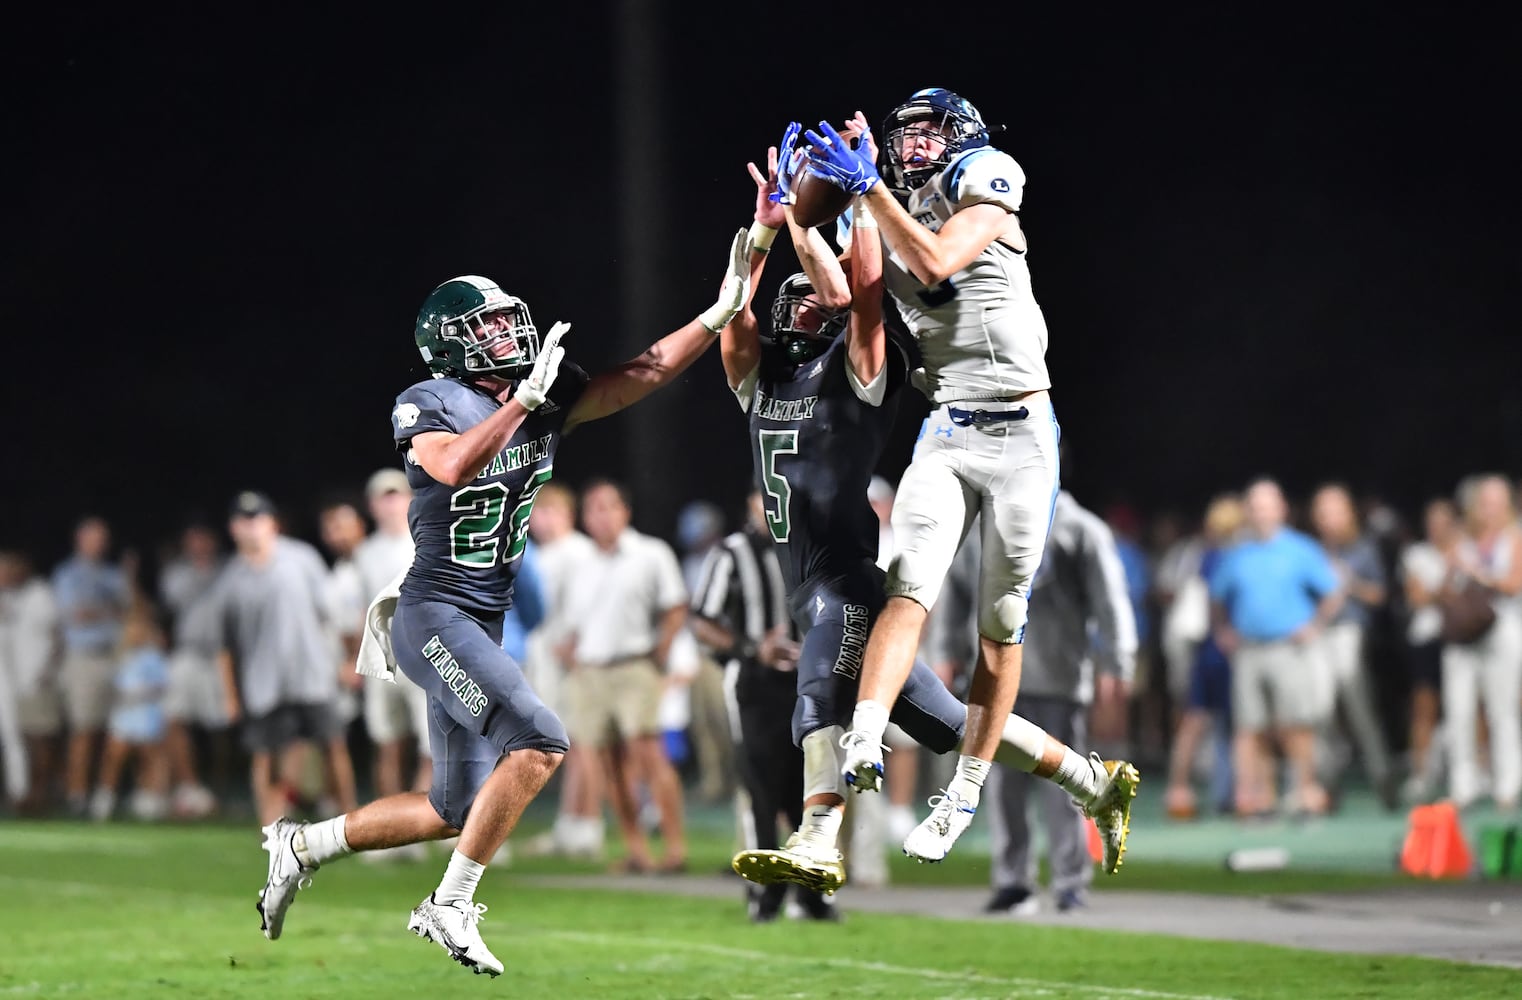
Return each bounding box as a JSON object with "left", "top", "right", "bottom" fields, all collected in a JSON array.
[{"left": 2, "top": 822, "right": 1519, "bottom": 999}]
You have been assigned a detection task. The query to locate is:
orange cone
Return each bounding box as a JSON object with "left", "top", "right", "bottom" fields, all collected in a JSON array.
[
  {"left": 1401, "top": 802, "right": 1472, "bottom": 878},
  {"left": 1085, "top": 816, "right": 1103, "bottom": 864}
]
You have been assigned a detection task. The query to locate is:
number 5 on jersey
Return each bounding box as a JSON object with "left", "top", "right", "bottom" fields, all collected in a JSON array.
[
  {"left": 449, "top": 467, "right": 554, "bottom": 566},
  {"left": 759, "top": 430, "right": 797, "bottom": 543}
]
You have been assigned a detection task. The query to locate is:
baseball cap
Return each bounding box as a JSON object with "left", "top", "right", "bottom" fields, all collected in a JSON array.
[
  {"left": 229, "top": 491, "right": 277, "bottom": 518},
  {"left": 366, "top": 468, "right": 411, "bottom": 499}
]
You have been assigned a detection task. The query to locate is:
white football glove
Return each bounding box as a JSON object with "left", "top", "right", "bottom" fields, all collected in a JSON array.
[
  {"left": 513, "top": 321, "right": 569, "bottom": 411},
  {"left": 698, "top": 227, "right": 755, "bottom": 333}
]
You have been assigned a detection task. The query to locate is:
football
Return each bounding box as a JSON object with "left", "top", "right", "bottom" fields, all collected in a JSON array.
[{"left": 788, "top": 158, "right": 853, "bottom": 229}]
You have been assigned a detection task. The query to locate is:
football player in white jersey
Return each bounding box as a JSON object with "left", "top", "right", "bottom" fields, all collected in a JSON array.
[{"left": 799, "top": 90, "right": 1139, "bottom": 865}]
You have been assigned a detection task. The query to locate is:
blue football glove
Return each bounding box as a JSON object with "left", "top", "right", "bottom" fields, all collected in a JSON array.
[
  {"left": 770, "top": 121, "right": 804, "bottom": 205},
  {"left": 802, "top": 121, "right": 880, "bottom": 196}
]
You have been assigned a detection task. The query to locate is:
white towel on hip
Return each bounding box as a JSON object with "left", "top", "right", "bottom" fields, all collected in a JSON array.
[{"left": 355, "top": 566, "right": 409, "bottom": 682}]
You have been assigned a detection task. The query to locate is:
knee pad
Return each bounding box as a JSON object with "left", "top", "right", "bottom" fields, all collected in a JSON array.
[
  {"left": 980, "top": 593, "right": 1029, "bottom": 645},
  {"left": 801, "top": 726, "right": 848, "bottom": 801}
]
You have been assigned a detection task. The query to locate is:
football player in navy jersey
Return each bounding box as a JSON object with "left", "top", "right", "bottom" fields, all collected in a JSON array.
[{"left": 254, "top": 230, "right": 754, "bottom": 977}]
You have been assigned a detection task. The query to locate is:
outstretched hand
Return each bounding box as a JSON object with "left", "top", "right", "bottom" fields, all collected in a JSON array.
[
  {"left": 746, "top": 144, "right": 787, "bottom": 230},
  {"left": 770, "top": 121, "right": 804, "bottom": 205},
  {"left": 698, "top": 228, "right": 755, "bottom": 333},
  {"left": 838, "top": 110, "right": 879, "bottom": 165},
  {"left": 513, "top": 321, "right": 569, "bottom": 411},
  {"left": 803, "top": 120, "right": 880, "bottom": 196}
]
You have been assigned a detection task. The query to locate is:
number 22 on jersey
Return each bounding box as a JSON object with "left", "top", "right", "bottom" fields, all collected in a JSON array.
[
  {"left": 448, "top": 467, "right": 553, "bottom": 567},
  {"left": 759, "top": 430, "right": 797, "bottom": 543}
]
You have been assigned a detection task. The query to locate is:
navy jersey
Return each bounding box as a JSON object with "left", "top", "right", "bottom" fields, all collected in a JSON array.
[
  {"left": 391, "top": 364, "right": 589, "bottom": 615},
  {"left": 746, "top": 337, "right": 907, "bottom": 594}
]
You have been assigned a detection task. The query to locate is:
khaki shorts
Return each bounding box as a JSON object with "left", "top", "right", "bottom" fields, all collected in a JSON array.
[
  {"left": 363, "top": 672, "right": 431, "bottom": 745},
  {"left": 1231, "top": 638, "right": 1331, "bottom": 732},
  {"left": 165, "top": 649, "right": 230, "bottom": 727},
  {"left": 565, "top": 658, "right": 663, "bottom": 748},
  {"left": 61, "top": 649, "right": 118, "bottom": 730},
  {"left": 16, "top": 678, "right": 63, "bottom": 737}
]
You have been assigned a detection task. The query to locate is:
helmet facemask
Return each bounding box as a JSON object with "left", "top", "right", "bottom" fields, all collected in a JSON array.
[
  {"left": 769, "top": 276, "right": 847, "bottom": 365},
  {"left": 881, "top": 90, "right": 992, "bottom": 196},
  {"left": 444, "top": 297, "right": 540, "bottom": 378}
]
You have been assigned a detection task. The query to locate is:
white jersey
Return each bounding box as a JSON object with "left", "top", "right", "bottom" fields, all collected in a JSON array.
[{"left": 882, "top": 147, "right": 1051, "bottom": 403}]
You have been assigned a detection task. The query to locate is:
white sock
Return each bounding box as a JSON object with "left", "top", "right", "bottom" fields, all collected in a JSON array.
[
  {"left": 946, "top": 755, "right": 992, "bottom": 809},
  {"left": 1055, "top": 749, "right": 1100, "bottom": 800},
  {"left": 849, "top": 700, "right": 890, "bottom": 742},
  {"left": 796, "top": 804, "right": 844, "bottom": 850},
  {"left": 293, "top": 815, "right": 352, "bottom": 867},
  {"left": 434, "top": 849, "right": 487, "bottom": 906}
]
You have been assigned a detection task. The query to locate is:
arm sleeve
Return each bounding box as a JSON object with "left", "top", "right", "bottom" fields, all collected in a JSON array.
[
  {"left": 1082, "top": 518, "right": 1139, "bottom": 682},
  {"left": 690, "top": 545, "right": 737, "bottom": 626},
  {"left": 1304, "top": 537, "right": 1342, "bottom": 598},
  {"left": 732, "top": 364, "right": 760, "bottom": 413},
  {"left": 654, "top": 540, "right": 688, "bottom": 611}
]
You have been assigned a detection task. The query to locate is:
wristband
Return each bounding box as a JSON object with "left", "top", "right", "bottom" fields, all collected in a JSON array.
[{"left": 748, "top": 221, "right": 778, "bottom": 254}]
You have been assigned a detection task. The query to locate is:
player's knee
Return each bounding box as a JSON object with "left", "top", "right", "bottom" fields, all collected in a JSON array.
[
  {"left": 792, "top": 695, "right": 837, "bottom": 748},
  {"left": 979, "top": 594, "right": 1029, "bottom": 645},
  {"left": 526, "top": 705, "right": 570, "bottom": 755}
]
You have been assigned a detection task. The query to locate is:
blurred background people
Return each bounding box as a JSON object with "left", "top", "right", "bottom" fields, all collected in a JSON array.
[
  {"left": 1399, "top": 498, "right": 1461, "bottom": 803},
  {"left": 560, "top": 480, "right": 689, "bottom": 872},
  {"left": 1211, "top": 479, "right": 1341, "bottom": 817},
  {"left": 52, "top": 516, "right": 132, "bottom": 816},
  {"left": 1309, "top": 483, "right": 1394, "bottom": 808},
  {"left": 158, "top": 522, "right": 227, "bottom": 818},
  {"left": 1442, "top": 475, "right": 1522, "bottom": 810}
]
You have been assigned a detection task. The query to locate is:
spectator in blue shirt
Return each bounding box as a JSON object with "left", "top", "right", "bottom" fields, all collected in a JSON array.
[
  {"left": 500, "top": 541, "right": 546, "bottom": 665},
  {"left": 52, "top": 516, "right": 132, "bottom": 815},
  {"left": 1211, "top": 479, "right": 1342, "bottom": 817}
]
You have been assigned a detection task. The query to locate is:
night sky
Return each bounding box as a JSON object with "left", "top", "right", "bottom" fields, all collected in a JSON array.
[{"left": 7, "top": 4, "right": 1519, "bottom": 567}]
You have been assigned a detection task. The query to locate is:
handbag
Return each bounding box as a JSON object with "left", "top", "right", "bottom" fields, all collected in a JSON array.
[{"left": 1438, "top": 574, "right": 1497, "bottom": 644}]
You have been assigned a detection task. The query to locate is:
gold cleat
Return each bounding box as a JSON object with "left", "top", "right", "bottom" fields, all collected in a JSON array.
[
  {"left": 731, "top": 835, "right": 846, "bottom": 895},
  {"left": 1082, "top": 755, "right": 1140, "bottom": 875}
]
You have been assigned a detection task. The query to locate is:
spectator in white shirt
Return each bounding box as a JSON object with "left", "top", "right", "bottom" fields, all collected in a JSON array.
[
  {"left": 521, "top": 482, "right": 605, "bottom": 859},
  {"left": 352, "top": 469, "right": 431, "bottom": 810},
  {"left": 158, "top": 523, "right": 227, "bottom": 819},
  {"left": 0, "top": 551, "right": 59, "bottom": 811},
  {"left": 1399, "top": 498, "right": 1460, "bottom": 803},
  {"left": 559, "top": 480, "right": 689, "bottom": 872}
]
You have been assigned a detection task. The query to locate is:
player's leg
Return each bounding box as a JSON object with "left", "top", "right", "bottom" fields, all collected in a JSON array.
[
  {"left": 844, "top": 442, "right": 977, "bottom": 790},
  {"left": 732, "top": 598, "right": 856, "bottom": 894}
]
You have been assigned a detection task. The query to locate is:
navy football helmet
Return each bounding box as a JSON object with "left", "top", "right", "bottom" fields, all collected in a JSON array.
[
  {"left": 880, "top": 88, "right": 994, "bottom": 196},
  {"left": 769, "top": 272, "right": 847, "bottom": 365}
]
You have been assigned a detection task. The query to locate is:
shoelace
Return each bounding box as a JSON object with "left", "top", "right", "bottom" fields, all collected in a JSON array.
[
  {"left": 837, "top": 730, "right": 892, "bottom": 758},
  {"left": 923, "top": 789, "right": 975, "bottom": 836},
  {"left": 454, "top": 901, "right": 489, "bottom": 931}
]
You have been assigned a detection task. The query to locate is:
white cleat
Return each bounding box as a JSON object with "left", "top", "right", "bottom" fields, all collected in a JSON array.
[
  {"left": 408, "top": 894, "right": 504, "bottom": 977},
  {"left": 257, "top": 817, "right": 315, "bottom": 940},
  {"left": 1079, "top": 752, "right": 1140, "bottom": 875},
  {"left": 839, "top": 729, "right": 887, "bottom": 793},
  {"left": 902, "top": 788, "right": 977, "bottom": 863}
]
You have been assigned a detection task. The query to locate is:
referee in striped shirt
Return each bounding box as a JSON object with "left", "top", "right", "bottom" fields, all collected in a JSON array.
[{"left": 690, "top": 492, "right": 837, "bottom": 923}]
